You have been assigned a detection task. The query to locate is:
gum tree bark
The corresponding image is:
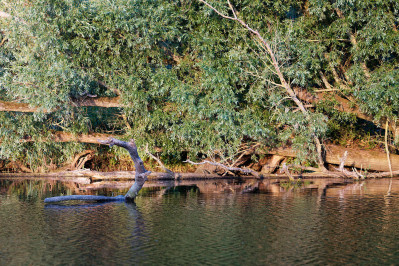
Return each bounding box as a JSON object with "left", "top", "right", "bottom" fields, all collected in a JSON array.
[{"left": 44, "top": 138, "right": 151, "bottom": 203}]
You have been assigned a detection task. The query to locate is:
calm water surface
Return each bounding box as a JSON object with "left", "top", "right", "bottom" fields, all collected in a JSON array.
[{"left": 1, "top": 177, "right": 399, "bottom": 265}]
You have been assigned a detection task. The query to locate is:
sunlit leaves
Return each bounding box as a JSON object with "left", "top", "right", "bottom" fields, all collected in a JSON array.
[{"left": 1, "top": 0, "right": 397, "bottom": 169}]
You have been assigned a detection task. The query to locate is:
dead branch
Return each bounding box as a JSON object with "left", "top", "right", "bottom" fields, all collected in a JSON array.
[
  {"left": 198, "top": 0, "right": 326, "bottom": 171},
  {"left": 385, "top": 120, "right": 393, "bottom": 177},
  {"left": 367, "top": 170, "right": 399, "bottom": 178},
  {"left": 76, "top": 154, "right": 93, "bottom": 169},
  {"left": 44, "top": 195, "right": 125, "bottom": 203},
  {"left": 184, "top": 159, "right": 260, "bottom": 178},
  {"left": 230, "top": 143, "right": 260, "bottom": 167},
  {"left": 97, "top": 80, "right": 121, "bottom": 95},
  {"left": 335, "top": 8, "right": 370, "bottom": 79},
  {"left": 333, "top": 151, "right": 364, "bottom": 179},
  {"left": 44, "top": 138, "right": 150, "bottom": 203},
  {"left": 338, "top": 151, "right": 348, "bottom": 172},
  {"left": 280, "top": 163, "right": 295, "bottom": 181},
  {"left": 0, "top": 97, "right": 121, "bottom": 113},
  {"left": 145, "top": 144, "right": 175, "bottom": 179},
  {"left": 319, "top": 71, "right": 333, "bottom": 90}
]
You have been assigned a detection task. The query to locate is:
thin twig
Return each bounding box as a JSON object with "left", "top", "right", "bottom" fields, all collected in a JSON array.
[
  {"left": 198, "top": 0, "right": 235, "bottom": 20},
  {"left": 145, "top": 144, "right": 175, "bottom": 178}
]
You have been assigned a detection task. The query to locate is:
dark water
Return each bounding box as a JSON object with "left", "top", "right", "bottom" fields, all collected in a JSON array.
[{"left": 1, "top": 178, "right": 399, "bottom": 265}]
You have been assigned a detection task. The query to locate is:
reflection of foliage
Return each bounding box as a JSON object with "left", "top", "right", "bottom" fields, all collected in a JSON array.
[
  {"left": 0, "top": 179, "right": 203, "bottom": 201},
  {"left": 137, "top": 185, "right": 200, "bottom": 197},
  {"left": 1, "top": 179, "right": 76, "bottom": 201},
  {"left": 163, "top": 185, "right": 200, "bottom": 196},
  {"left": 279, "top": 180, "right": 312, "bottom": 190}
]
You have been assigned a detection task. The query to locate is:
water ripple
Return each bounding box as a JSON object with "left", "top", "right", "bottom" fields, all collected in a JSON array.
[{"left": 1, "top": 178, "right": 399, "bottom": 264}]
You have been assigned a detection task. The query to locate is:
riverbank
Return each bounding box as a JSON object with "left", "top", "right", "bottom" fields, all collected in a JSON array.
[{"left": 1, "top": 168, "right": 398, "bottom": 184}]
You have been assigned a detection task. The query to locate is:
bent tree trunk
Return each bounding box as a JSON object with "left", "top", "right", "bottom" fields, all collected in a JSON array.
[{"left": 44, "top": 138, "right": 151, "bottom": 203}]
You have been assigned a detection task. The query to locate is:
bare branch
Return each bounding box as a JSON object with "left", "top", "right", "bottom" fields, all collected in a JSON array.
[
  {"left": 280, "top": 163, "right": 295, "bottom": 181},
  {"left": 97, "top": 80, "right": 121, "bottom": 95},
  {"left": 313, "top": 89, "right": 339, "bottom": 92},
  {"left": 198, "top": 0, "right": 235, "bottom": 20},
  {"left": 197, "top": 0, "right": 327, "bottom": 171},
  {"left": 319, "top": 71, "right": 333, "bottom": 90},
  {"left": 145, "top": 144, "right": 175, "bottom": 178},
  {"left": 338, "top": 151, "right": 348, "bottom": 172},
  {"left": 385, "top": 120, "right": 393, "bottom": 177},
  {"left": 45, "top": 138, "right": 150, "bottom": 203},
  {"left": 227, "top": 0, "right": 237, "bottom": 19},
  {"left": 44, "top": 195, "right": 125, "bottom": 203},
  {"left": 184, "top": 159, "right": 260, "bottom": 178},
  {"left": 70, "top": 150, "right": 94, "bottom": 169}
]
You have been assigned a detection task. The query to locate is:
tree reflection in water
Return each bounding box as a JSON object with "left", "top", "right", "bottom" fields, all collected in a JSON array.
[{"left": 2, "top": 177, "right": 399, "bottom": 265}]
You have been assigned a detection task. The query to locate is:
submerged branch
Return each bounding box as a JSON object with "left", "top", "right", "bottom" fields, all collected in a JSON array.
[
  {"left": 44, "top": 138, "right": 150, "bottom": 203},
  {"left": 44, "top": 195, "right": 125, "bottom": 203}
]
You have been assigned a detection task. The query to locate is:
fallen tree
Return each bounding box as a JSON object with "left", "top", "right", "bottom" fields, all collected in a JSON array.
[
  {"left": 268, "top": 145, "right": 399, "bottom": 172},
  {"left": 44, "top": 138, "right": 151, "bottom": 203},
  {"left": 10, "top": 130, "right": 399, "bottom": 173}
]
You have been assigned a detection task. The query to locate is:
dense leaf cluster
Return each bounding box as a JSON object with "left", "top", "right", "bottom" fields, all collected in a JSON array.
[{"left": 0, "top": 0, "right": 397, "bottom": 170}]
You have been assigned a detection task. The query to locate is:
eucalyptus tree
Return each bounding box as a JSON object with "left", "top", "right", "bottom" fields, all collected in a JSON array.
[
  {"left": 0, "top": 0, "right": 276, "bottom": 170},
  {"left": 288, "top": 0, "right": 399, "bottom": 137},
  {"left": 0, "top": 0, "right": 397, "bottom": 172}
]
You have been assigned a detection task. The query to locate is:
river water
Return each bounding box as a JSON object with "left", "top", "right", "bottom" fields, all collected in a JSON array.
[{"left": 1, "top": 177, "right": 399, "bottom": 265}]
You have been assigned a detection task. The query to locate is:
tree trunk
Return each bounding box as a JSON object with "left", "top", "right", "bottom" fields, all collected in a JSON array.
[
  {"left": 269, "top": 145, "right": 399, "bottom": 172},
  {"left": 0, "top": 97, "right": 120, "bottom": 112}
]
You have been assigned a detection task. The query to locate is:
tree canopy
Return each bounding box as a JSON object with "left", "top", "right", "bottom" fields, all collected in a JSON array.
[{"left": 0, "top": 0, "right": 398, "bottom": 172}]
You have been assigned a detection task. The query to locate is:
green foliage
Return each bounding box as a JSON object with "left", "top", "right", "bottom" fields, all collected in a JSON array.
[{"left": 0, "top": 0, "right": 397, "bottom": 170}]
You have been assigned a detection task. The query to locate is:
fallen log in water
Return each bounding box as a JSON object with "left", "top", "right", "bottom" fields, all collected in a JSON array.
[
  {"left": 44, "top": 138, "right": 150, "bottom": 203},
  {"left": 44, "top": 195, "right": 125, "bottom": 203}
]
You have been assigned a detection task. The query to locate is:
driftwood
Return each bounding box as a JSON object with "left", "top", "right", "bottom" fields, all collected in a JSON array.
[
  {"left": 4, "top": 127, "right": 399, "bottom": 173},
  {"left": 44, "top": 138, "right": 150, "bottom": 203},
  {"left": 184, "top": 159, "right": 260, "bottom": 178}
]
